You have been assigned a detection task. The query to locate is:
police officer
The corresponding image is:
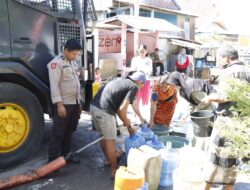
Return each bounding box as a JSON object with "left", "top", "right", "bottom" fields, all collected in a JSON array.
[{"left": 47, "top": 39, "right": 82, "bottom": 163}]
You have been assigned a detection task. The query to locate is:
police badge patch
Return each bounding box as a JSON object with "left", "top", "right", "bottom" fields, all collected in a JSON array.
[{"left": 51, "top": 63, "right": 57, "bottom": 69}]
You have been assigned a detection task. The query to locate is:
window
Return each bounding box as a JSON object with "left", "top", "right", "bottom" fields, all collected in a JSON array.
[
  {"left": 139, "top": 9, "right": 151, "bottom": 17},
  {"left": 185, "top": 17, "right": 190, "bottom": 22},
  {"left": 107, "top": 7, "right": 131, "bottom": 18}
]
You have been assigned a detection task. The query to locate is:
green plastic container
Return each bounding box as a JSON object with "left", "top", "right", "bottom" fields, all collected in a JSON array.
[{"left": 158, "top": 135, "right": 189, "bottom": 148}]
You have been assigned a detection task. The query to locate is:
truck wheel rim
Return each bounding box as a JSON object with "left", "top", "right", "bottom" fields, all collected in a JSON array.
[{"left": 0, "top": 104, "right": 30, "bottom": 152}]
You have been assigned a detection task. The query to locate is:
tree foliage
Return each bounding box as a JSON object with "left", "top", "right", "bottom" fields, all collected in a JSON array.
[
  {"left": 213, "top": 77, "right": 250, "bottom": 173},
  {"left": 223, "top": 77, "right": 250, "bottom": 117}
]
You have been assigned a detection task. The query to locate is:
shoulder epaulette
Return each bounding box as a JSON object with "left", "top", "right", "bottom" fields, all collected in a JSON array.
[{"left": 60, "top": 55, "right": 65, "bottom": 60}]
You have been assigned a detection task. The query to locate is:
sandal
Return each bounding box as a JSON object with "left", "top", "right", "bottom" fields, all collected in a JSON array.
[
  {"left": 104, "top": 156, "right": 122, "bottom": 167},
  {"left": 104, "top": 160, "right": 111, "bottom": 167},
  {"left": 116, "top": 156, "right": 122, "bottom": 164},
  {"left": 109, "top": 176, "right": 115, "bottom": 180}
]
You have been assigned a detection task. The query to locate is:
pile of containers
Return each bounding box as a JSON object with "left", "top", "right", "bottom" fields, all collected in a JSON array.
[
  {"left": 127, "top": 145, "right": 162, "bottom": 190},
  {"left": 119, "top": 123, "right": 190, "bottom": 190},
  {"left": 145, "top": 135, "right": 164, "bottom": 150},
  {"left": 159, "top": 142, "right": 179, "bottom": 187},
  {"left": 119, "top": 125, "right": 140, "bottom": 152},
  {"left": 173, "top": 146, "right": 206, "bottom": 190}
]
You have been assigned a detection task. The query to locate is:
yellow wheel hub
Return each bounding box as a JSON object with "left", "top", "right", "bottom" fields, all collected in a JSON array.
[{"left": 0, "top": 104, "right": 30, "bottom": 153}]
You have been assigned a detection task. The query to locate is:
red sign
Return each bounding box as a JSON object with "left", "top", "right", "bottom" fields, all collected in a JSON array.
[{"left": 99, "top": 33, "right": 121, "bottom": 53}]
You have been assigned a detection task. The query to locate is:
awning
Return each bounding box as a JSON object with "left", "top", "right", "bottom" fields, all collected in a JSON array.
[
  {"left": 170, "top": 39, "right": 201, "bottom": 49},
  {"left": 95, "top": 22, "right": 122, "bottom": 29},
  {"left": 100, "top": 15, "right": 183, "bottom": 32},
  {"left": 196, "top": 21, "right": 237, "bottom": 35}
]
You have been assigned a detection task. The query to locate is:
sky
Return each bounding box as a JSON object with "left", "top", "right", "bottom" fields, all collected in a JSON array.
[
  {"left": 92, "top": 0, "right": 250, "bottom": 34},
  {"left": 214, "top": 0, "right": 250, "bottom": 34}
]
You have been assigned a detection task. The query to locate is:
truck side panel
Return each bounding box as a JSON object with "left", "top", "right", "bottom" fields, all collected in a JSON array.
[
  {"left": 7, "top": 0, "right": 57, "bottom": 85},
  {"left": 8, "top": 0, "right": 56, "bottom": 57},
  {"left": 0, "top": 0, "right": 11, "bottom": 58}
]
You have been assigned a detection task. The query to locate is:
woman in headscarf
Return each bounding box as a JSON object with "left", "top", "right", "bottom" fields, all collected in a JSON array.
[
  {"left": 149, "top": 74, "right": 178, "bottom": 131},
  {"left": 176, "top": 47, "right": 190, "bottom": 73}
]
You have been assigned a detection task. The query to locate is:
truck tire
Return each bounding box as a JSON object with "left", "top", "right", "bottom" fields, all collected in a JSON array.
[{"left": 0, "top": 82, "right": 44, "bottom": 169}]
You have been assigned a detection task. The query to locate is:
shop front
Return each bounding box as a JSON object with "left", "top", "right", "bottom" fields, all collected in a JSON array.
[{"left": 95, "top": 15, "right": 184, "bottom": 78}]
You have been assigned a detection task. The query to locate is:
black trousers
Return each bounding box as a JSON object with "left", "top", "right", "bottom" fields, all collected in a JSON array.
[
  {"left": 48, "top": 104, "right": 80, "bottom": 160},
  {"left": 153, "top": 62, "right": 164, "bottom": 75}
]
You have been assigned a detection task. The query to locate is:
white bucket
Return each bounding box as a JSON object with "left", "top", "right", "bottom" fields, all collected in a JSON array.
[
  {"left": 178, "top": 146, "right": 206, "bottom": 168},
  {"left": 174, "top": 147, "right": 206, "bottom": 190},
  {"left": 173, "top": 167, "right": 205, "bottom": 190}
]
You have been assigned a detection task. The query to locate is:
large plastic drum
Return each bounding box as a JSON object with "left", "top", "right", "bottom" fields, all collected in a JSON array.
[
  {"left": 190, "top": 110, "right": 214, "bottom": 137},
  {"left": 158, "top": 135, "right": 189, "bottom": 148}
]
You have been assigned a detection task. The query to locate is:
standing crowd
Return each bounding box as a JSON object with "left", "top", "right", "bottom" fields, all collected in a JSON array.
[{"left": 47, "top": 39, "right": 250, "bottom": 189}]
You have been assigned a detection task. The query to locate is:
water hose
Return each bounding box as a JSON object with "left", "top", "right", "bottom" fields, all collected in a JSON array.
[{"left": 0, "top": 136, "right": 103, "bottom": 189}]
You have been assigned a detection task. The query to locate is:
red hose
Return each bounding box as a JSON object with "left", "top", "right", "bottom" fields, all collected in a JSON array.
[{"left": 0, "top": 156, "right": 66, "bottom": 189}]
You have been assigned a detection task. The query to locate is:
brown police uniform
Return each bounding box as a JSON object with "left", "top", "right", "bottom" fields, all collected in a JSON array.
[{"left": 47, "top": 54, "right": 81, "bottom": 161}]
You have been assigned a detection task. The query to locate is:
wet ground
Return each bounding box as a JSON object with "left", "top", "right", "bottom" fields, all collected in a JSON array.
[
  {"left": 0, "top": 110, "right": 250, "bottom": 190},
  {"left": 0, "top": 114, "right": 117, "bottom": 190}
]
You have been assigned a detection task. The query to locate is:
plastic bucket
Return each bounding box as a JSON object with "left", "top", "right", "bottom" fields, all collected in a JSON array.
[
  {"left": 190, "top": 110, "right": 214, "bottom": 137},
  {"left": 158, "top": 135, "right": 189, "bottom": 148},
  {"left": 151, "top": 125, "right": 172, "bottom": 136},
  {"left": 173, "top": 167, "right": 205, "bottom": 190},
  {"left": 190, "top": 91, "right": 207, "bottom": 105}
]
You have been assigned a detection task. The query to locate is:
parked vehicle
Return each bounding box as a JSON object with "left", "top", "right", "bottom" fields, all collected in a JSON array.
[{"left": 0, "top": 0, "right": 96, "bottom": 169}]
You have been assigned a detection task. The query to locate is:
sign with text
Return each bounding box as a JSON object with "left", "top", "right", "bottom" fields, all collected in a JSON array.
[{"left": 99, "top": 31, "right": 121, "bottom": 53}]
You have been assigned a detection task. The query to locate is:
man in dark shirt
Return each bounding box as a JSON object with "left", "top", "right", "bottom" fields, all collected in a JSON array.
[
  {"left": 150, "top": 48, "right": 164, "bottom": 76},
  {"left": 90, "top": 71, "right": 146, "bottom": 178}
]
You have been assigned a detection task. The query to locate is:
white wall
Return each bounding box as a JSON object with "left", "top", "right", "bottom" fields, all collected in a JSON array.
[
  {"left": 158, "top": 38, "right": 170, "bottom": 71},
  {"left": 93, "top": 0, "right": 113, "bottom": 11}
]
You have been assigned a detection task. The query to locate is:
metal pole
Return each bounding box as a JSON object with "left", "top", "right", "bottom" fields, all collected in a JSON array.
[
  {"left": 75, "top": 0, "right": 87, "bottom": 71},
  {"left": 75, "top": 136, "right": 103, "bottom": 154}
]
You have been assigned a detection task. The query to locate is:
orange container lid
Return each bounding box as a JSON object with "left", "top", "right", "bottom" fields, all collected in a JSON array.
[{"left": 114, "top": 166, "right": 144, "bottom": 190}]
